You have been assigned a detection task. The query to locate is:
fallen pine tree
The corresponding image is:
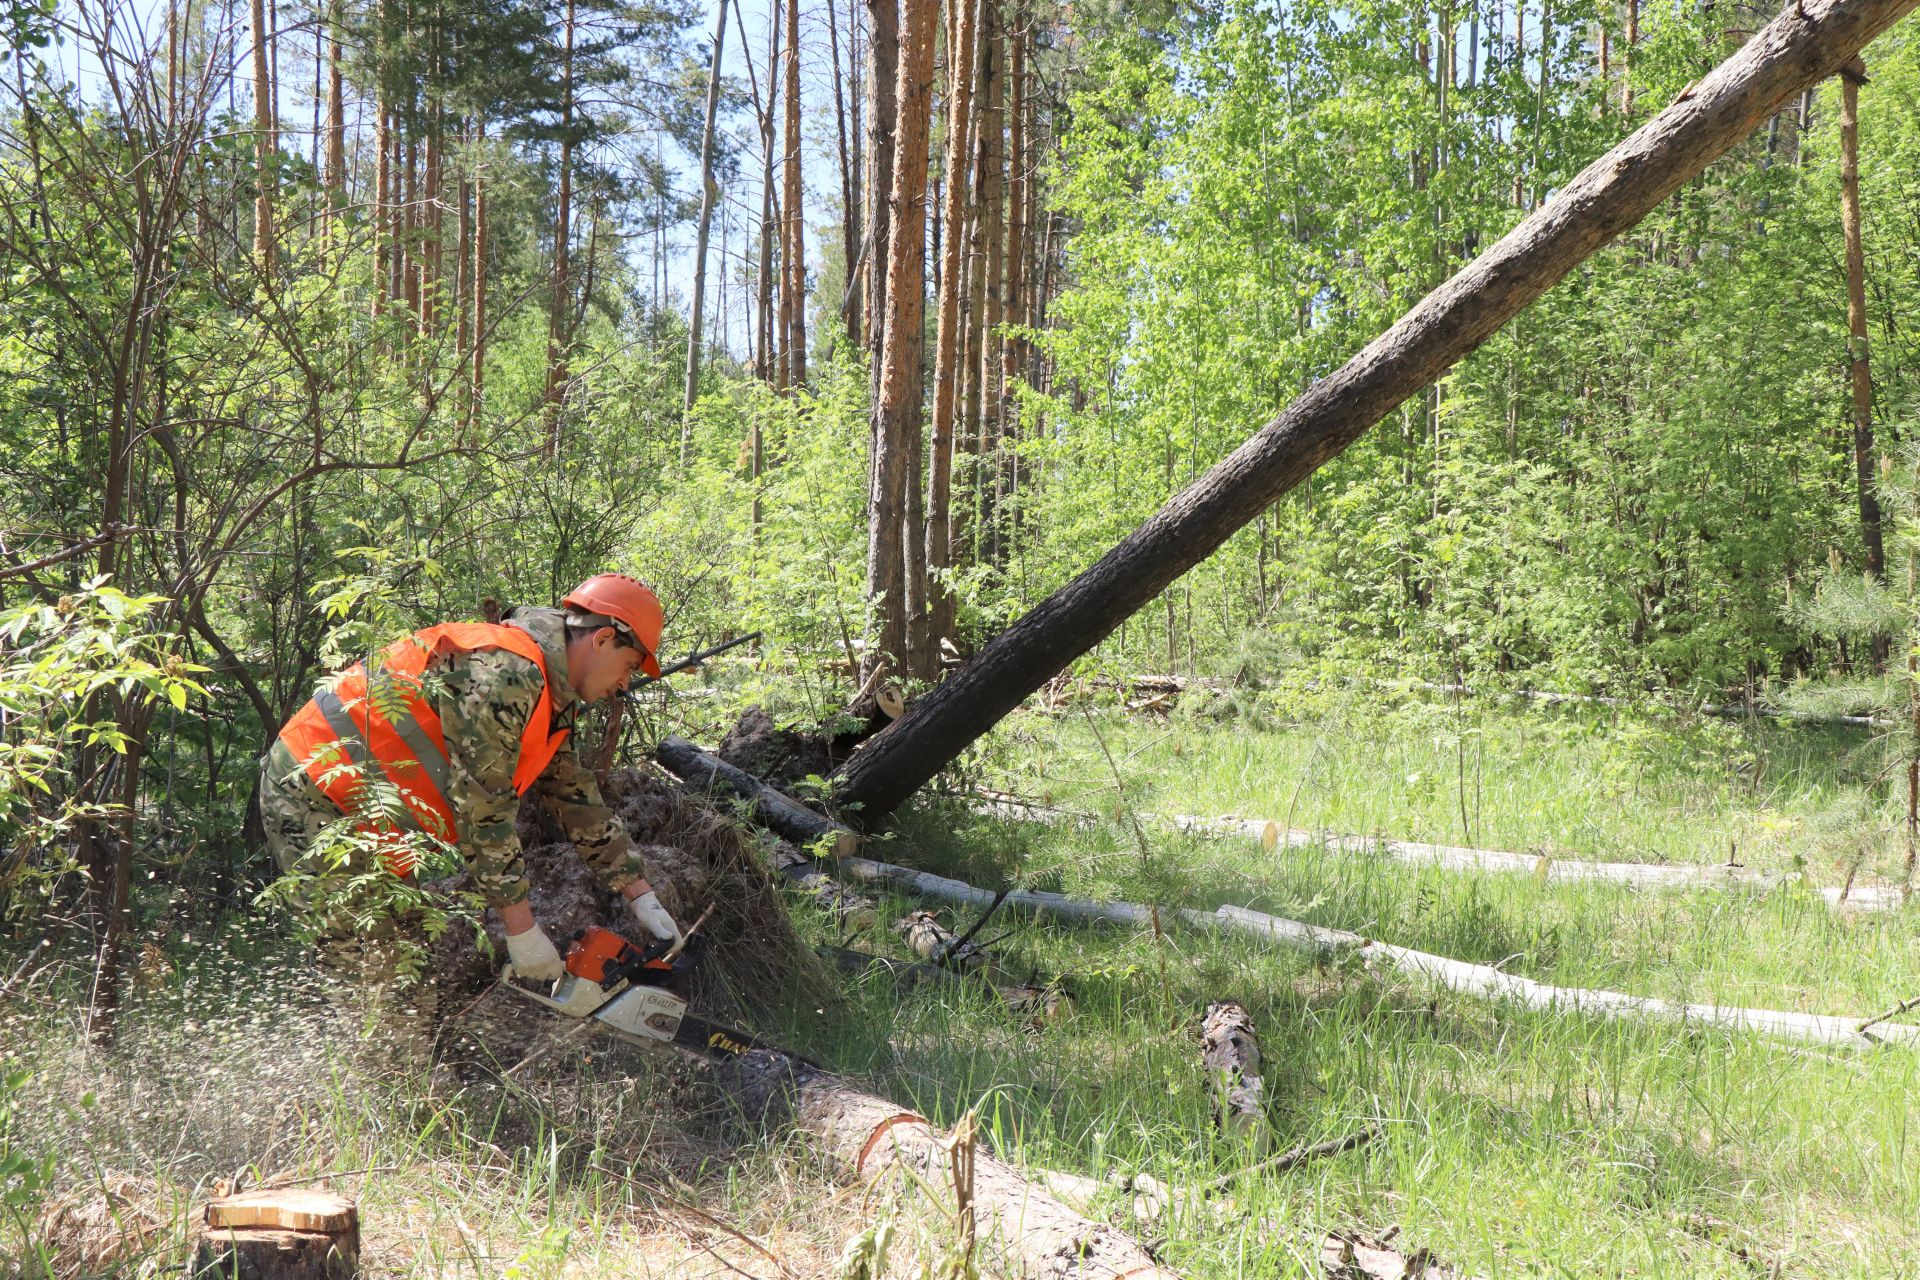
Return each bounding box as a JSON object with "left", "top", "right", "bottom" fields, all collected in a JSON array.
[
  {"left": 1176, "top": 814, "right": 1908, "bottom": 911},
  {"left": 970, "top": 790, "right": 1907, "bottom": 911},
  {"left": 718, "top": 1050, "right": 1178, "bottom": 1278},
  {"left": 828, "top": 0, "right": 1920, "bottom": 822},
  {"left": 656, "top": 742, "right": 1920, "bottom": 1049},
  {"left": 829, "top": 852, "right": 1920, "bottom": 1052}
]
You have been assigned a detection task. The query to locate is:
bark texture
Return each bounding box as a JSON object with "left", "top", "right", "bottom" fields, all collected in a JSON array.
[
  {"left": 865, "top": 0, "right": 936, "bottom": 678},
  {"left": 1200, "top": 1001, "right": 1268, "bottom": 1147},
  {"left": 655, "top": 735, "right": 860, "bottom": 857},
  {"left": 718, "top": 1052, "right": 1179, "bottom": 1278},
  {"left": 831, "top": 0, "right": 1920, "bottom": 819},
  {"left": 1839, "top": 58, "right": 1883, "bottom": 584},
  {"left": 829, "top": 850, "right": 1920, "bottom": 1050}
]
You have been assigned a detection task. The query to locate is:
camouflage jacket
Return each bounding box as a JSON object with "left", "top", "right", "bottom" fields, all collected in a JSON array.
[
  {"left": 264, "top": 606, "right": 644, "bottom": 909},
  {"left": 439, "top": 605, "right": 643, "bottom": 907}
]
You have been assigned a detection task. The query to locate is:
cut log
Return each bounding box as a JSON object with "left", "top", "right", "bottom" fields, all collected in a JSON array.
[
  {"left": 1172, "top": 814, "right": 1909, "bottom": 912},
  {"left": 894, "top": 909, "right": 990, "bottom": 972},
  {"left": 194, "top": 1191, "right": 359, "bottom": 1280},
  {"left": 205, "top": 1191, "right": 357, "bottom": 1234},
  {"left": 1200, "top": 1002, "right": 1269, "bottom": 1150},
  {"left": 657, "top": 736, "right": 859, "bottom": 858},
  {"left": 828, "top": 852, "right": 1920, "bottom": 1051},
  {"left": 829, "top": 0, "right": 1920, "bottom": 821},
  {"left": 826, "top": 944, "right": 1075, "bottom": 1027},
  {"left": 719, "top": 1051, "right": 1177, "bottom": 1277},
  {"left": 974, "top": 791, "right": 1906, "bottom": 912},
  {"left": 767, "top": 838, "right": 878, "bottom": 928}
]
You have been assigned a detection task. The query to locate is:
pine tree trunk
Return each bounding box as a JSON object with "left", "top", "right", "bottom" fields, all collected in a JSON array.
[
  {"left": 864, "top": 0, "right": 898, "bottom": 363},
  {"left": 546, "top": 0, "right": 576, "bottom": 450},
  {"left": 829, "top": 0, "right": 1920, "bottom": 819},
  {"left": 1622, "top": 0, "right": 1638, "bottom": 114},
  {"left": 422, "top": 111, "right": 441, "bottom": 334},
  {"left": 250, "top": 0, "right": 275, "bottom": 270},
  {"left": 374, "top": 104, "right": 390, "bottom": 317},
  {"left": 998, "top": 11, "right": 1026, "bottom": 555},
  {"left": 976, "top": 11, "right": 1005, "bottom": 565},
  {"left": 927, "top": 0, "right": 980, "bottom": 659},
  {"left": 325, "top": 0, "right": 343, "bottom": 226},
  {"left": 846, "top": 0, "right": 866, "bottom": 346},
  {"left": 471, "top": 124, "right": 488, "bottom": 427},
  {"left": 959, "top": 1, "right": 989, "bottom": 559},
  {"left": 684, "top": 0, "right": 729, "bottom": 446},
  {"left": 783, "top": 0, "right": 807, "bottom": 388},
  {"left": 456, "top": 170, "right": 471, "bottom": 353},
  {"left": 827, "top": 0, "right": 857, "bottom": 341},
  {"left": 404, "top": 136, "right": 420, "bottom": 326},
  {"left": 866, "top": 0, "right": 935, "bottom": 681},
  {"left": 1839, "top": 59, "right": 1885, "bottom": 603}
]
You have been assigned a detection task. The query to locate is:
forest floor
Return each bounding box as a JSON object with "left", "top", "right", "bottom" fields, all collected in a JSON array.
[{"left": 5, "top": 693, "right": 1918, "bottom": 1278}]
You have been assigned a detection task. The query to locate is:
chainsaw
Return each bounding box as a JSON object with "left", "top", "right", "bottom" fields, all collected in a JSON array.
[{"left": 501, "top": 924, "right": 783, "bottom": 1064}]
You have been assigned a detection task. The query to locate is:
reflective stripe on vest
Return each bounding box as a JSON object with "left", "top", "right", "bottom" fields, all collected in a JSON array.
[{"left": 274, "top": 622, "right": 572, "bottom": 876}]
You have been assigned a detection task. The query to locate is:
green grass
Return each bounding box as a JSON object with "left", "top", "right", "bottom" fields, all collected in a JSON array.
[
  {"left": 984, "top": 694, "right": 1897, "bottom": 878},
  {"left": 6, "top": 702, "right": 1918, "bottom": 1279}
]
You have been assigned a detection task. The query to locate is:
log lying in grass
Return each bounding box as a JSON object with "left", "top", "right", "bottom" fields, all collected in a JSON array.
[
  {"left": 656, "top": 736, "right": 859, "bottom": 857},
  {"left": 1200, "top": 1002, "right": 1270, "bottom": 1150},
  {"left": 831, "top": 853, "right": 1920, "bottom": 1051},
  {"left": 720, "top": 1051, "right": 1177, "bottom": 1278},
  {"left": 973, "top": 792, "right": 1905, "bottom": 912},
  {"left": 1173, "top": 814, "right": 1908, "bottom": 911},
  {"left": 825, "top": 944, "right": 1076, "bottom": 1027},
  {"left": 895, "top": 909, "right": 992, "bottom": 972},
  {"left": 766, "top": 838, "right": 877, "bottom": 928}
]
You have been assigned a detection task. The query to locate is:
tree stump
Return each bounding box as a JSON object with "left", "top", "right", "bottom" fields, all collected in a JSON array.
[{"left": 192, "top": 1190, "right": 359, "bottom": 1280}]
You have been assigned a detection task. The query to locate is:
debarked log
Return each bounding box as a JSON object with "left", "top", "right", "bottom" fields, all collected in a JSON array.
[
  {"left": 830, "top": 854, "right": 1920, "bottom": 1051},
  {"left": 718, "top": 1051, "right": 1177, "bottom": 1278}
]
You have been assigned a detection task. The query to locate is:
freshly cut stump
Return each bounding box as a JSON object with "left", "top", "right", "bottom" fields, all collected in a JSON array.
[
  {"left": 193, "top": 1191, "right": 359, "bottom": 1280},
  {"left": 722, "top": 1051, "right": 1177, "bottom": 1278}
]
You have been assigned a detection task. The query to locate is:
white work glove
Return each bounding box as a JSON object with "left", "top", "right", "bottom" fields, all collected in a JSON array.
[
  {"left": 628, "top": 888, "right": 683, "bottom": 947},
  {"left": 504, "top": 923, "right": 566, "bottom": 982}
]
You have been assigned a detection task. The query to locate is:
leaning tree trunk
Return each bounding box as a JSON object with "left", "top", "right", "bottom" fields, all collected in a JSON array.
[{"left": 831, "top": 0, "right": 1920, "bottom": 821}]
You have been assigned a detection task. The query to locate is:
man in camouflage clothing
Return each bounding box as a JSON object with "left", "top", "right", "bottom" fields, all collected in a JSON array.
[{"left": 260, "top": 574, "right": 681, "bottom": 981}]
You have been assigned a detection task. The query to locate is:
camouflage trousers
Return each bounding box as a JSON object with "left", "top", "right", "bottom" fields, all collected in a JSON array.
[{"left": 260, "top": 743, "right": 447, "bottom": 1070}]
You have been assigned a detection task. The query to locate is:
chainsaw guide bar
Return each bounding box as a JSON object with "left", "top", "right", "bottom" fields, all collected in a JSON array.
[{"left": 499, "top": 925, "right": 785, "bottom": 1065}]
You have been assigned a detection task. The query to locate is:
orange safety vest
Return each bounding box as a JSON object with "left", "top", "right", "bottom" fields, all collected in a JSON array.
[{"left": 275, "top": 622, "right": 571, "bottom": 876}]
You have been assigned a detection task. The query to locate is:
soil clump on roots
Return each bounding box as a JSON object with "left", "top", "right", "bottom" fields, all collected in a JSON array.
[
  {"left": 716, "top": 703, "right": 895, "bottom": 792},
  {"left": 424, "top": 764, "right": 824, "bottom": 1064}
]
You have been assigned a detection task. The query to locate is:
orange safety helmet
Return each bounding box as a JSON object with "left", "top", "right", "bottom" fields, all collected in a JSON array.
[{"left": 562, "top": 573, "right": 664, "bottom": 679}]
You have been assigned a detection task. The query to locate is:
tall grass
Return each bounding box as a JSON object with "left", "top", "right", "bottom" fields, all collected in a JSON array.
[{"left": 3, "top": 702, "right": 1915, "bottom": 1278}]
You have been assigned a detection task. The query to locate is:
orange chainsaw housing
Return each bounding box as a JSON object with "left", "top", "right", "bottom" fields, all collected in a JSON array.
[{"left": 565, "top": 925, "right": 672, "bottom": 985}]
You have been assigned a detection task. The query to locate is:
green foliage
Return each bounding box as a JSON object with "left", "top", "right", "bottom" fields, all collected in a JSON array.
[
  {"left": 0, "top": 583, "right": 205, "bottom": 894},
  {"left": 1028, "top": 3, "right": 1920, "bottom": 693}
]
